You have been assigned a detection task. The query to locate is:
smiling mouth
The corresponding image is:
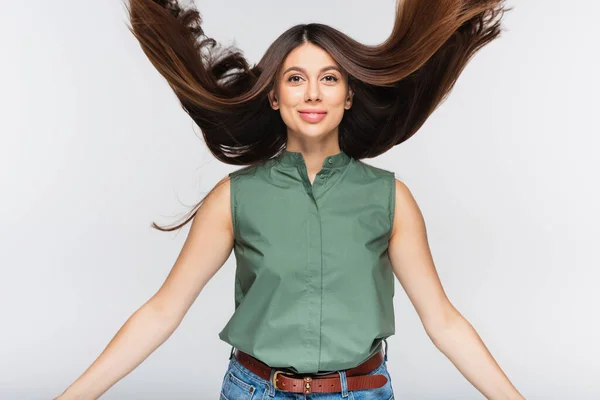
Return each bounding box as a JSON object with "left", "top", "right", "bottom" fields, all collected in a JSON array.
[{"left": 298, "top": 111, "right": 328, "bottom": 123}]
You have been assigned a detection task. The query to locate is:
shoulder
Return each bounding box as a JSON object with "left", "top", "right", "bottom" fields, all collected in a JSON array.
[
  {"left": 227, "top": 163, "right": 272, "bottom": 196},
  {"left": 209, "top": 174, "right": 231, "bottom": 201},
  {"left": 354, "top": 159, "right": 395, "bottom": 180},
  {"left": 228, "top": 161, "right": 279, "bottom": 200},
  {"left": 391, "top": 178, "right": 425, "bottom": 238},
  {"left": 229, "top": 163, "right": 261, "bottom": 180},
  {"left": 201, "top": 175, "right": 232, "bottom": 225},
  {"left": 393, "top": 179, "right": 416, "bottom": 214},
  {"left": 353, "top": 160, "right": 396, "bottom": 207}
]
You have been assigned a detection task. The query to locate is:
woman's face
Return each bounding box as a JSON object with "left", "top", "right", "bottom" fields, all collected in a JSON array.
[{"left": 268, "top": 42, "right": 353, "bottom": 142}]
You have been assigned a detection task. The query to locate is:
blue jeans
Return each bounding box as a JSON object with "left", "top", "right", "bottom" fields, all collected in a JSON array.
[{"left": 219, "top": 341, "right": 394, "bottom": 400}]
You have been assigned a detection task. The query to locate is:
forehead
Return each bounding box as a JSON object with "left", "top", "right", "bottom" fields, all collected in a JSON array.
[{"left": 281, "top": 42, "right": 340, "bottom": 71}]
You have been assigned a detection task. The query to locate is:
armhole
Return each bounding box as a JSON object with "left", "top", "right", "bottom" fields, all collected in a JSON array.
[
  {"left": 228, "top": 172, "right": 237, "bottom": 241},
  {"left": 388, "top": 171, "right": 396, "bottom": 241}
]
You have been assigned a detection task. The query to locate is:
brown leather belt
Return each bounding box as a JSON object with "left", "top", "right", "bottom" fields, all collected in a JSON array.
[{"left": 233, "top": 348, "right": 387, "bottom": 394}]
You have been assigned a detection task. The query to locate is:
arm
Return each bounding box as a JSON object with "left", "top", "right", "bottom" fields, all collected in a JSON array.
[
  {"left": 388, "top": 179, "right": 525, "bottom": 400},
  {"left": 55, "top": 176, "right": 235, "bottom": 400}
]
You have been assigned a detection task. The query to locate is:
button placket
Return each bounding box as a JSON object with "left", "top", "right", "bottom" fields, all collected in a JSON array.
[{"left": 304, "top": 176, "right": 323, "bottom": 373}]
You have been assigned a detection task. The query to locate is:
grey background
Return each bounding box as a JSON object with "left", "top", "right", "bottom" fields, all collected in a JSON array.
[{"left": 1, "top": 0, "right": 599, "bottom": 398}]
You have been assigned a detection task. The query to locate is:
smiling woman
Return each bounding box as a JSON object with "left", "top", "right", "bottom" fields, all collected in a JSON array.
[
  {"left": 122, "top": 0, "right": 509, "bottom": 231},
  {"left": 268, "top": 44, "right": 353, "bottom": 136},
  {"left": 125, "top": 0, "right": 508, "bottom": 164},
  {"left": 52, "top": 0, "right": 525, "bottom": 399}
]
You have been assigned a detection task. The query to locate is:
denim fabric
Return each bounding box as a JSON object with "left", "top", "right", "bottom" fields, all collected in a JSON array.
[{"left": 219, "top": 344, "right": 394, "bottom": 400}]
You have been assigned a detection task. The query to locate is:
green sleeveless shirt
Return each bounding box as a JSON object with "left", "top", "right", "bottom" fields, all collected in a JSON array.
[{"left": 218, "top": 149, "right": 396, "bottom": 374}]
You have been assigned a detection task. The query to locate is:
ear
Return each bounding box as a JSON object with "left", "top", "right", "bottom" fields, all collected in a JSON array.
[
  {"left": 344, "top": 85, "right": 354, "bottom": 110},
  {"left": 268, "top": 89, "right": 280, "bottom": 110}
]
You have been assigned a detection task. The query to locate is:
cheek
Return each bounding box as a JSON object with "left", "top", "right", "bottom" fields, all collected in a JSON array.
[
  {"left": 277, "top": 92, "right": 302, "bottom": 123},
  {"left": 327, "top": 109, "right": 345, "bottom": 126},
  {"left": 329, "top": 90, "right": 349, "bottom": 105},
  {"left": 277, "top": 106, "right": 299, "bottom": 128},
  {"left": 325, "top": 90, "right": 349, "bottom": 111},
  {"left": 278, "top": 89, "right": 303, "bottom": 105}
]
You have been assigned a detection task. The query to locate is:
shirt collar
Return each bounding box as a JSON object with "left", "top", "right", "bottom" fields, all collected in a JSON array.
[{"left": 274, "top": 149, "right": 352, "bottom": 169}]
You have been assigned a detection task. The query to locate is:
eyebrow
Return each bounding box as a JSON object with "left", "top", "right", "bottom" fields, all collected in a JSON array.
[{"left": 282, "top": 65, "right": 342, "bottom": 75}]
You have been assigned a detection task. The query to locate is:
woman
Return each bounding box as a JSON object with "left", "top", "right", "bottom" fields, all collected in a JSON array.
[{"left": 55, "top": 0, "right": 524, "bottom": 399}]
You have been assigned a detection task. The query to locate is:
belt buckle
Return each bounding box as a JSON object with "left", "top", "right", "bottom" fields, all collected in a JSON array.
[{"left": 272, "top": 370, "right": 294, "bottom": 391}]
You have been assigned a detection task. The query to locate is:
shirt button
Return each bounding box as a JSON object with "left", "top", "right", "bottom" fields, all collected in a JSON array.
[
  {"left": 320, "top": 175, "right": 326, "bottom": 179},
  {"left": 328, "top": 159, "right": 332, "bottom": 164}
]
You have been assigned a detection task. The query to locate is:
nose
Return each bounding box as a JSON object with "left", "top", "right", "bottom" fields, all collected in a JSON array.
[{"left": 304, "top": 79, "right": 322, "bottom": 102}]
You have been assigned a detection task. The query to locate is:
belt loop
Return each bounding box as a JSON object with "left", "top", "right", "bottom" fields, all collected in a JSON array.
[
  {"left": 384, "top": 338, "right": 389, "bottom": 362},
  {"left": 267, "top": 368, "right": 276, "bottom": 397},
  {"left": 338, "top": 370, "right": 349, "bottom": 398},
  {"left": 229, "top": 346, "right": 235, "bottom": 360}
]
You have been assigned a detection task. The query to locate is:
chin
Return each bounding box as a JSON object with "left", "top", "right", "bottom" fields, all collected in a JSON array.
[{"left": 295, "top": 125, "right": 334, "bottom": 138}]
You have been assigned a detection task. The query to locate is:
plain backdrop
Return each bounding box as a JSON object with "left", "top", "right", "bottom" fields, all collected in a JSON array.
[{"left": 1, "top": 0, "right": 599, "bottom": 399}]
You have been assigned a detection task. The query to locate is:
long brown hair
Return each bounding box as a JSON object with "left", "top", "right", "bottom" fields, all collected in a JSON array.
[{"left": 125, "top": 0, "right": 511, "bottom": 231}]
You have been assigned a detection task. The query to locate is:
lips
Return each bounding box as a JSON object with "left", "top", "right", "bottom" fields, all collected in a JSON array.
[
  {"left": 298, "top": 110, "right": 327, "bottom": 123},
  {"left": 298, "top": 109, "right": 327, "bottom": 114}
]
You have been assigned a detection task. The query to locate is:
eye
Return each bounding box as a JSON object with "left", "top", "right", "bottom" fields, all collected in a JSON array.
[{"left": 286, "top": 75, "right": 340, "bottom": 83}]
